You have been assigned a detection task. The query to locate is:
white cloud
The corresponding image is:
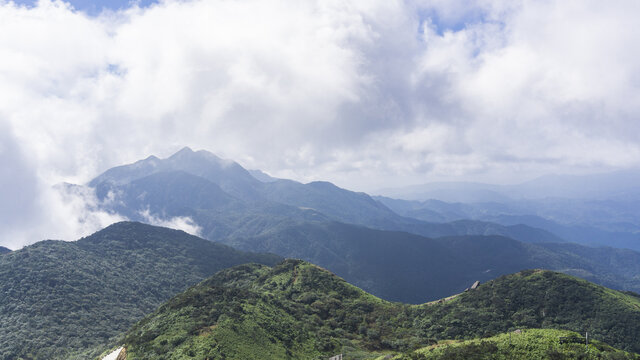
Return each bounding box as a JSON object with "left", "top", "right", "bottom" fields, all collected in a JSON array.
[
  {"left": 0, "top": 182, "right": 126, "bottom": 249},
  {"left": 1, "top": 0, "right": 639, "bottom": 246},
  {"left": 138, "top": 208, "right": 202, "bottom": 237}
]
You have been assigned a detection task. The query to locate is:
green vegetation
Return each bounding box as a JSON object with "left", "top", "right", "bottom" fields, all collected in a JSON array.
[
  {"left": 124, "top": 260, "right": 402, "bottom": 359},
  {"left": 422, "top": 269, "right": 640, "bottom": 352},
  {"left": 4, "top": 220, "right": 639, "bottom": 359},
  {"left": 121, "top": 261, "right": 640, "bottom": 359},
  {"left": 0, "top": 222, "right": 280, "bottom": 360},
  {"left": 397, "top": 329, "right": 639, "bottom": 360}
]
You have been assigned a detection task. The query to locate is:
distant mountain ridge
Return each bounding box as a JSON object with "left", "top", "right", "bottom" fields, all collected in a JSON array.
[
  {"left": 377, "top": 196, "right": 640, "bottom": 250},
  {"left": 88, "top": 147, "right": 565, "bottom": 244},
  {"left": 0, "top": 222, "right": 281, "bottom": 359},
  {"left": 376, "top": 170, "right": 640, "bottom": 201},
  {"left": 375, "top": 171, "right": 640, "bottom": 252},
  {"left": 248, "top": 169, "right": 279, "bottom": 182},
  {"left": 0, "top": 246, "right": 10, "bottom": 254},
  {"left": 91, "top": 147, "right": 409, "bottom": 228}
]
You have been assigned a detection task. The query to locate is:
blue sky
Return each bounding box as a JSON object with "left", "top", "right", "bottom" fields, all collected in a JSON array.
[
  {"left": 8, "top": 0, "right": 468, "bottom": 42},
  {"left": 9, "top": 0, "right": 482, "bottom": 34},
  {"left": 417, "top": 7, "right": 487, "bottom": 36},
  {"left": 11, "top": 0, "right": 158, "bottom": 14}
]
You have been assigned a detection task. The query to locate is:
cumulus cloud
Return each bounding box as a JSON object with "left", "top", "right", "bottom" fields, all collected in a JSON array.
[
  {"left": 1, "top": 0, "right": 639, "bottom": 246},
  {"left": 429, "top": 1, "right": 640, "bottom": 170}
]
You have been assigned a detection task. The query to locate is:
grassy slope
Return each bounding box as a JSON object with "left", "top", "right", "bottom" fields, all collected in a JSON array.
[
  {"left": 121, "top": 261, "right": 640, "bottom": 360},
  {"left": 395, "top": 329, "right": 639, "bottom": 360},
  {"left": 124, "top": 261, "right": 397, "bottom": 360},
  {"left": 0, "top": 222, "right": 280, "bottom": 360}
]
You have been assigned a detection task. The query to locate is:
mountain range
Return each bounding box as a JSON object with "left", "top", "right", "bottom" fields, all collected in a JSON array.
[
  {"left": 79, "top": 148, "right": 640, "bottom": 303},
  {"left": 376, "top": 170, "right": 640, "bottom": 202},
  {"left": 88, "top": 147, "right": 562, "bottom": 243},
  {"left": 376, "top": 196, "right": 640, "bottom": 251},
  {"left": 3, "top": 147, "right": 640, "bottom": 359}
]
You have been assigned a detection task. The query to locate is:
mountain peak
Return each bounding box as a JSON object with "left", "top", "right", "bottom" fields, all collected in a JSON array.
[
  {"left": 92, "top": 220, "right": 167, "bottom": 233},
  {"left": 78, "top": 221, "right": 194, "bottom": 247},
  {"left": 169, "top": 146, "right": 195, "bottom": 158},
  {"left": 167, "top": 147, "right": 229, "bottom": 165}
]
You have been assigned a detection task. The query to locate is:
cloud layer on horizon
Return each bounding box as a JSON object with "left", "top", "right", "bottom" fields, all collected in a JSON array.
[{"left": 1, "top": 0, "right": 639, "bottom": 247}]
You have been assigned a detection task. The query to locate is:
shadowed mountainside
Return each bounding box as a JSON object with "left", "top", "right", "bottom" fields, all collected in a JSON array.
[{"left": 227, "top": 221, "right": 640, "bottom": 303}]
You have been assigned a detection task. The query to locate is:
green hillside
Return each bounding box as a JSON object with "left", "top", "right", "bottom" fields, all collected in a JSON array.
[
  {"left": 396, "top": 329, "right": 639, "bottom": 359},
  {"left": 0, "top": 222, "right": 281, "bottom": 360},
  {"left": 119, "top": 260, "right": 640, "bottom": 359}
]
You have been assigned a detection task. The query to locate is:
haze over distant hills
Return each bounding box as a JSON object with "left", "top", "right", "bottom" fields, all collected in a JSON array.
[
  {"left": 376, "top": 193, "right": 640, "bottom": 251},
  {"left": 374, "top": 171, "right": 640, "bottom": 251},
  {"left": 376, "top": 170, "right": 640, "bottom": 202}
]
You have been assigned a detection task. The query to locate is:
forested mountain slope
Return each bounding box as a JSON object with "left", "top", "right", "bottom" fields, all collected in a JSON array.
[
  {"left": 118, "top": 260, "right": 640, "bottom": 359},
  {"left": 0, "top": 222, "right": 280, "bottom": 360}
]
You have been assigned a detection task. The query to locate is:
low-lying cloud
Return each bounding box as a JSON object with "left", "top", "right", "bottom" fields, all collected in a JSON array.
[
  {"left": 139, "top": 209, "right": 203, "bottom": 237},
  {"left": 1, "top": 0, "right": 639, "bottom": 247}
]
